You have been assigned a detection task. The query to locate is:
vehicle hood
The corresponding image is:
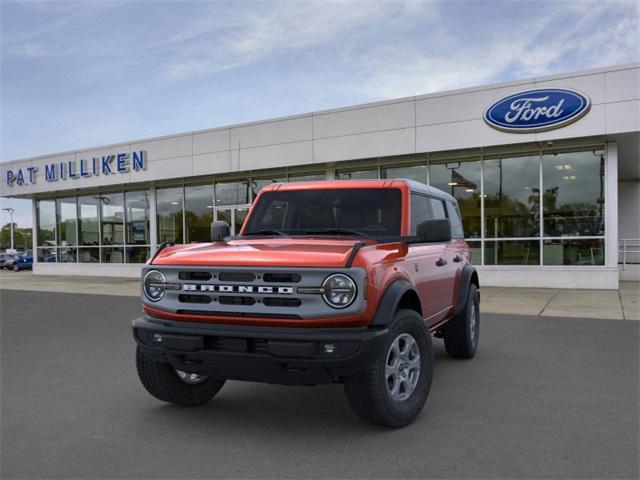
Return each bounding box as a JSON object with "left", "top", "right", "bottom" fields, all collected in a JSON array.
[{"left": 151, "top": 238, "right": 374, "bottom": 268}]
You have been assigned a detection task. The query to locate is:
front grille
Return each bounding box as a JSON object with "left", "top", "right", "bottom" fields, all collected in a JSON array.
[
  {"left": 219, "top": 296, "right": 256, "bottom": 306},
  {"left": 179, "top": 271, "right": 212, "bottom": 281},
  {"left": 263, "top": 297, "right": 302, "bottom": 307},
  {"left": 219, "top": 272, "right": 256, "bottom": 282},
  {"left": 263, "top": 273, "right": 301, "bottom": 283},
  {"left": 178, "top": 294, "right": 212, "bottom": 304}
]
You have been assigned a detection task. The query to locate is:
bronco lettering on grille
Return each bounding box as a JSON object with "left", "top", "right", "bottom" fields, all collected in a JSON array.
[{"left": 182, "top": 284, "right": 294, "bottom": 294}]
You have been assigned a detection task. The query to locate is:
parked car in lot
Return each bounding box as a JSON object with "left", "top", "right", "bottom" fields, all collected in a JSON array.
[
  {"left": 2, "top": 253, "right": 17, "bottom": 270},
  {"left": 133, "top": 179, "right": 480, "bottom": 428},
  {"left": 11, "top": 252, "right": 33, "bottom": 271}
]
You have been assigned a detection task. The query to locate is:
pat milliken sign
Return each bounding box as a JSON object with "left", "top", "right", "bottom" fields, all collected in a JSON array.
[
  {"left": 484, "top": 88, "right": 591, "bottom": 133},
  {"left": 5, "top": 151, "right": 147, "bottom": 187}
]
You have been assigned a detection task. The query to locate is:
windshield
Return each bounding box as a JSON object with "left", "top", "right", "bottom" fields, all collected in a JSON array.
[{"left": 243, "top": 188, "right": 402, "bottom": 237}]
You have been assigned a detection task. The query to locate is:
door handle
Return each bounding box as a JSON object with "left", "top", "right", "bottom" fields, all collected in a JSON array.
[
  {"left": 453, "top": 255, "right": 463, "bottom": 263},
  {"left": 435, "top": 257, "right": 447, "bottom": 267}
]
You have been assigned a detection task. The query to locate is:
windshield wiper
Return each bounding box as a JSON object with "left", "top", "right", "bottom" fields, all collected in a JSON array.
[
  {"left": 304, "top": 228, "right": 369, "bottom": 237},
  {"left": 244, "top": 229, "right": 287, "bottom": 236}
]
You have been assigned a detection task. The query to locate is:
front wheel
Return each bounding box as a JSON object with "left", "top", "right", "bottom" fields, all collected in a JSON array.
[
  {"left": 343, "top": 309, "right": 434, "bottom": 428},
  {"left": 136, "top": 347, "right": 225, "bottom": 406},
  {"left": 12, "top": 263, "right": 19, "bottom": 272}
]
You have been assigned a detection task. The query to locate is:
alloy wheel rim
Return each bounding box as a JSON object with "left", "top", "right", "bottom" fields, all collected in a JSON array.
[
  {"left": 175, "top": 369, "right": 208, "bottom": 384},
  {"left": 469, "top": 301, "right": 478, "bottom": 345},
  {"left": 385, "top": 333, "right": 421, "bottom": 402}
]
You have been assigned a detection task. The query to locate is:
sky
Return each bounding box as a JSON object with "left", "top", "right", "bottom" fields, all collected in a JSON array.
[{"left": 1, "top": 0, "right": 639, "bottom": 228}]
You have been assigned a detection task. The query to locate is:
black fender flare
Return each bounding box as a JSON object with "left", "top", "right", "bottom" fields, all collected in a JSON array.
[
  {"left": 454, "top": 265, "right": 480, "bottom": 317},
  {"left": 370, "top": 280, "right": 419, "bottom": 326}
]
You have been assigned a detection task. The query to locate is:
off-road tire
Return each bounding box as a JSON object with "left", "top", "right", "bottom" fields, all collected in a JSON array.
[
  {"left": 136, "top": 347, "right": 225, "bottom": 406},
  {"left": 343, "top": 309, "right": 434, "bottom": 428},
  {"left": 444, "top": 283, "right": 479, "bottom": 358}
]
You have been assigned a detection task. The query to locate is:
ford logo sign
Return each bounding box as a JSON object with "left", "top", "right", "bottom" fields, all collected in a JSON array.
[{"left": 484, "top": 88, "right": 591, "bottom": 133}]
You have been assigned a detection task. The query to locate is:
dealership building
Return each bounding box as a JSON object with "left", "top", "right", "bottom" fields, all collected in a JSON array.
[{"left": 1, "top": 63, "right": 638, "bottom": 289}]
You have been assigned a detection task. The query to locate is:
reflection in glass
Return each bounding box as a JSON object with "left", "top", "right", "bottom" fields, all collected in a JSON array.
[
  {"left": 78, "top": 247, "right": 100, "bottom": 263},
  {"left": 288, "top": 172, "right": 325, "bottom": 182},
  {"left": 126, "top": 246, "right": 150, "bottom": 263},
  {"left": 542, "top": 150, "right": 605, "bottom": 237},
  {"left": 430, "top": 160, "right": 481, "bottom": 238},
  {"left": 215, "top": 208, "right": 232, "bottom": 227},
  {"left": 383, "top": 164, "right": 427, "bottom": 184},
  {"left": 466, "top": 241, "right": 481, "bottom": 264},
  {"left": 78, "top": 196, "right": 100, "bottom": 246},
  {"left": 100, "top": 193, "right": 124, "bottom": 245},
  {"left": 234, "top": 207, "right": 249, "bottom": 235},
  {"left": 125, "top": 191, "right": 150, "bottom": 245},
  {"left": 58, "top": 247, "right": 77, "bottom": 263},
  {"left": 336, "top": 169, "right": 378, "bottom": 180},
  {"left": 185, "top": 184, "right": 214, "bottom": 243},
  {"left": 484, "top": 240, "right": 540, "bottom": 265},
  {"left": 543, "top": 239, "right": 604, "bottom": 265},
  {"left": 252, "top": 177, "right": 286, "bottom": 199},
  {"left": 215, "top": 181, "right": 248, "bottom": 206},
  {"left": 56, "top": 198, "right": 77, "bottom": 246},
  {"left": 37, "top": 247, "right": 56, "bottom": 262},
  {"left": 484, "top": 155, "right": 540, "bottom": 238},
  {"left": 157, "top": 187, "right": 183, "bottom": 243},
  {"left": 101, "top": 247, "right": 124, "bottom": 263},
  {"left": 37, "top": 200, "right": 56, "bottom": 246}
]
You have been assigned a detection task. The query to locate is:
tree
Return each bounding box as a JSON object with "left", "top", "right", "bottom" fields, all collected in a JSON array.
[{"left": 0, "top": 223, "right": 32, "bottom": 251}]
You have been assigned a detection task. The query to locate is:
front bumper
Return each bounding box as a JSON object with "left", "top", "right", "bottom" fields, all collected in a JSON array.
[{"left": 133, "top": 316, "right": 390, "bottom": 385}]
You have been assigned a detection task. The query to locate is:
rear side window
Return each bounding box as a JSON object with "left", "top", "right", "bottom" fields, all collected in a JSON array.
[
  {"left": 446, "top": 201, "right": 464, "bottom": 238},
  {"left": 429, "top": 198, "right": 447, "bottom": 220},
  {"left": 410, "top": 194, "right": 432, "bottom": 234}
]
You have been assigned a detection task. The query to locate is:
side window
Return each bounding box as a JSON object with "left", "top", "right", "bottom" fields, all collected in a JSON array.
[
  {"left": 429, "top": 198, "right": 447, "bottom": 220},
  {"left": 410, "top": 194, "right": 432, "bottom": 234},
  {"left": 447, "top": 200, "right": 465, "bottom": 238}
]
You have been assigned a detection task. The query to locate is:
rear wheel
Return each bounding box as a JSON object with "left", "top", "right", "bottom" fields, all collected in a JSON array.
[
  {"left": 136, "top": 347, "right": 225, "bottom": 406},
  {"left": 444, "top": 283, "right": 479, "bottom": 358},
  {"left": 343, "top": 309, "right": 434, "bottom": 428}
]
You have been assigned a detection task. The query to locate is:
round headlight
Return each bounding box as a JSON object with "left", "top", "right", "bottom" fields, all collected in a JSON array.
[
  {"left": 143, "top": 270, "right": 166, "bottom": 302},
  {"left": 322, "top": 273, "right": 357, "bottom": 309}
]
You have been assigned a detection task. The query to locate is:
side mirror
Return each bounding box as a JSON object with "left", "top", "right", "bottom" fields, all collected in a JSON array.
[
  {"left": 211, "top": 221, "right": 231, "bottom": 242},
  {"left": 416, "top": 219, "right": 451, "bottom": 243}
]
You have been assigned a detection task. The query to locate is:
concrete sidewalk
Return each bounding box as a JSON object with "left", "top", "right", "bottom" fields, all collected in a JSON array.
[{"left": 1, "top": 271, "right": 638, "bottom": 320}]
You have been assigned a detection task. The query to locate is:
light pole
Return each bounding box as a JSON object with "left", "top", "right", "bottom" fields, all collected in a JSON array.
[{"left": 2, "top": 207, "right": 15, "bottom": 251}]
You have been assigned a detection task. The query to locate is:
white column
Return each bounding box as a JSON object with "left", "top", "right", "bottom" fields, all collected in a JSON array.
[
  {"left": 325, "top": 163, "right": 336, "bottom": 180},
  {"left": 605, "top": 142, "right": 618, "bottom": 271},
  {"left": 149, "top": 186, "right": 158, "bottom": 253}
]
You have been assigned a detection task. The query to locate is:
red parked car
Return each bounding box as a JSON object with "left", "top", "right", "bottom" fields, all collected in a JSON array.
[{"left": 133, "top": 180, "right": 480, "bottom": 427}]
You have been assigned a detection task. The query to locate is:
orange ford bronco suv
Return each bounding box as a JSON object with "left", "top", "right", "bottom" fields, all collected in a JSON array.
[{"left": 133, "top": 179, "right": 480, "bottom": 427}]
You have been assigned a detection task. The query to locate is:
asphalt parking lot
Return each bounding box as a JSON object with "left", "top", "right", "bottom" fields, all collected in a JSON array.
[{"left": 1, "top": 290, "right": 638, "bottom": 479}]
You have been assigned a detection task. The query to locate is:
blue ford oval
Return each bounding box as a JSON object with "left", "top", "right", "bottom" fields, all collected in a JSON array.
[{"left": 484, "top": 88, "right": 591, "bottom": 132}]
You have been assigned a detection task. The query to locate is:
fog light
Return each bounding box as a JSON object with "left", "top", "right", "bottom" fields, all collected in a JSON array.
[
  {"left": 323, "top": 343, "right": 337, "bottom": 355},
  {"left": 152, "top": 333, "right": 163, "bottom": 344}
]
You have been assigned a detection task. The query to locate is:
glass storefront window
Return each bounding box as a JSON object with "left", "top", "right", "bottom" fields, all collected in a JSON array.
[
  {"left": 125, "top": 191, "right": 150, "bottom": 245},
  {"left": 157, "top": 187, "right": 184, "bottom": 243},
  {"left": 185, "top": 184, "right": 214, "bottom": 243},
  {"left": 543, "top": 239, "right": 604, "bottom": 265},
  {"left": 126, "top": 246, "right": 150, "bottom": 263},
  {"left": 56, "top": 198, "right": 77, "bottom": 246},
  {"left": 252, "top": 177, "right": 286, "bottom": 199},
  {"left": 101, "top": 247, "right": 124, "bottom": 263},
  {"left": 484, "top": 155, "right": 540, "bottom": 238},
  {"left": 542, "top": 150, "right": 605, "bottom": 237},
  {"left": 466, "top": 240, "right": 481, "bottom": 264},
  {"left": 215, "top": 181, "right": 249, "bottom": 206},
  {"left": 383, "top": 164, "right": 428, "bottom": 184},
  {"left": 336, "top": 168, "right": 378, "bottom": 180},
  {"left": 58, "top": 247, "right": 77, "bottom": 263},
  {"left": 77, "top": 196, "right": 100, "bottom": 246},
  {"left": 36, "top": 200, "right": 56, "bottom": 246},
  {"left": 288, "top": 172, "right": 325, "bottom": 182},
  {"left": 484, "top": 240, "right": 540, "bottom": 265},
  {"left": 430, "top": 159, "right": 481, "bottom": 238},
  {"left": 37, "top": 246, "right": 56, "bottom": 262},
  {"left": 100, "top": 193, "right": 124, "bottom": 245},
  {"left": 78, "top": 247, "right": 100, "bottom": 263}
]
